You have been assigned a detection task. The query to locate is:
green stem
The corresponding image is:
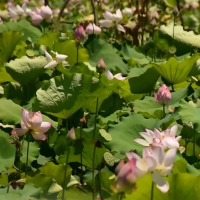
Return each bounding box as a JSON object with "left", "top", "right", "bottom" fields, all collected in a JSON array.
[
  {"left": 171, "top": 84, "right": 175, "bottom": 92},
  {"left": 92, "top": 145, "right": 97, "bottom": 200},
  {"left": 98, "top": 167, "right": 102, "bottom": 199},
  {"left": 7, "top": 184, "right": 10, "bottom": 193},
  {"left": 193, "top": 129, "right": 196, "bottom": 156},
  {"left": 62, "top": 147, "right": 70, "bottom": 200},
  {"left": 151, "top": 181, "right": 154, "bottom": 200},
  {"left": 80, "top": 122, "right": 83, "bottom": 184},
  {"left": 163, "top": 104, "right": 165, "bottom": 118},
  {"left": 18, "top": 147, "right": 21, "bottom": 174},
  {"left": 173, "top": 16, "right": 175, "bottom": 45},
  {"left": 25, "top": 137, "right": 30, "bottom": 177},
  {"left": 76, "top": 43, "right": 79, "bottom": 64},
  {"left": 92, "top": 73, "right": 101, "bottom": 200}
]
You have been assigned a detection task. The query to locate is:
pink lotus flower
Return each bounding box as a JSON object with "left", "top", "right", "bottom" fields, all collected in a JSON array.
[
  {"left": 105, "top": 70, "right": 126, "bottom": 80},
  {"left": 134, "top": 125, "right": 181, "bottom": 149},
  {"left": 154, "top": 84, "right": 171, "bottom": 105},
  {"left": 74, "top": 25, "right": 86, "bottom": 41},
  {"left": 86, "top": 23, "right": 101, "bottom": 34},
  {"left": 127, "top": 146, "right": 177, "bottom": 193},
  {"left": 112, "top": 158, "right": 137, "bottom": 193},
  {"left": 126, "top": 149, "right": 156, "bottom": 178},
  {"left": 11, "top": 108, "right": 52, "bottom": 140}
]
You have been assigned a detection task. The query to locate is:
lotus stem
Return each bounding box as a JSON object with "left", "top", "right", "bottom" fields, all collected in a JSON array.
[
  {"left": 193, "top": 129, "right": 196, "bottom": 156},
  {"left": 76, "top": 43, "right": 80, "bottom": 64},
  {"left": 150, "top": 181, "right": 154, "bottom": 200},
  {"left": 80, "top": 122, "right": 83, "bottom": 184},
  {"left": 7, "top": 184, "right": 10, "bottom": 193},
  {"left": 92, "top": 73, "right": 101, "bottom": 200},
  {"left": 163, "top": 104, "right": 165, "bottom": 118},
  {"left": 171, "top": 84, "right": 175, "bottom": 92},
  {"left": 62, "top": 147, "right": 70, "bottom": 200},
  {"left": 90, "top": 0, "right": 97, "bottom": 24},
  {"left": 98, "top": 166, "right": 102, "bottom": 199},
  {"left": 58, "top": 0, "right": 70, "bottom": 20},
  {"left": 25, "top": 136, "right": 30, "bottom": 177}
]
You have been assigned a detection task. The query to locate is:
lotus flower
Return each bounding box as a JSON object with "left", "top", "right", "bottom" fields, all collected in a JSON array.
[
  {"left": 112, "top": 158, "right": 137, "bottom": 193},
  {"left": 86, "top": 23, "right": 101, "bottom": 34},
  {"left": 8, "top": 3, "right": 27, "bottom": 19},
  {"left": 105, "top": 70, "right": 126, "bottom": 80},
  {"left": 99, "top": 9, "right": 125, "bottom": 32},
  {"left": 154, "top": 84, "right": 171, "bottom": 105},
  {"left": 127, "top": 146, "right": 177, "bottom": 193},
  {"left": 126, "top": 149, "right": 156, "bottom": 177},
  {"left": 11, "top": 108, "right": 52, "bottom": 140},
  {"left": 134, "top": 125, "right": 181, "bottom": 149},
  {"left": 44, "top": 51, "right": 68, "bottom": 69},
  {"left": 122, "top": 7, "right": 135, "bottom": 16},
  {"left": 74, "top": 25, "right": 86, "bottom": 41}
]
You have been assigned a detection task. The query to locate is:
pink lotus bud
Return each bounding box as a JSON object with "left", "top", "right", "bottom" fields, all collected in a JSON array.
[
  {"left": 154, "top": 84, "right": 171, "bottom": 105},
  {"left": 74, "top": 25, "right": 86, "bottom": 41},
  {"left": 67, "top": 127, "right": 76, "bottom": 141},
  {"left": 86, "top": 23, "right": 101, "bottom": 34},
  {"left": 152, "top": 10, "right": 159, "bottom": 19},
  {"left": 96, "top": 58, "right": 106, "bottom": 73},
  {"left": 173, "top": 6, "right": 179, "bottom": 15},
  {"left": 40, "top": 5, "right": 52, "bottom": 19},
  {"left": 29, "top": 12, "right": 43, "bottom": 25}
]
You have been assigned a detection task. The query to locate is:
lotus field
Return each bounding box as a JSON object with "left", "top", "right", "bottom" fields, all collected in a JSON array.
[{"left": 1, "top": 0, "right": 200, "bottom": 199}]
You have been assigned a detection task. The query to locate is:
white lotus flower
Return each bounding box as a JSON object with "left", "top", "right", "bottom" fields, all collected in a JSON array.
[
  {"left": 127, "top": 146, "right": 177, "bottom": 193},
  {"left": 134, "top": 125, "right": 181, "bottom": 149},
  {"left": 44, "top": 51, "right": 68, "bottom": 69},
  {"left": 100, "top": 9, "right": 125, "bottom": 32},
  {"left": 8, "top": 3, "right": 27, "bottom": 19},
  {"left": 105, "top": 70, "right": 126, "bottom": 80}
]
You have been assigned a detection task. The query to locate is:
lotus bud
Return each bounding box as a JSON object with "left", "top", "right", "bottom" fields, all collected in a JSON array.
[
  {"left": 172, "top": 6, "right": 179, "bottom": 16},
  {"left": 40, "top": 5, "right": 52, "bottom": 19},
  {"left": 154, "top": 84, "right": 171, "bottom": 105},
  {"left": 86, "top": 23, "right": 101, "bottom": 34},
  {"left": 67, "top": 127, "right": 76, "bottom": 141},
  {"left": 96, "top": 58, "right": 106, "bottom": 74},
  {"left": 74, "top": 25, "right": 86, "bottom": 41}
]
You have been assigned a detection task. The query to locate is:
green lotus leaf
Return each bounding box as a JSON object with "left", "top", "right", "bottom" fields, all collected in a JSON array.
[
  {"left": 0, "top": 19, "right": 42, "bottom": 42},
  {"left": 85, "top": 35, "right": 129, "bottom": 74},
  {"left": 38, "top": 162, "right": 72, "bottom": 189},
  {"left": 34, "top": 72, "right": 111, "bottom": 119},
  {"left": 128, "top": 66, "right": 160, "bottom": 94},
  {"left": 0, "top": 31, "right": 23, "bottom": 64},
  {"left": 6, "top": 56, "right": 47, "bottom": 84},
  {"left": 0, "top": 130, "right": 15, "bottom": 172},
  {"left": 125, "top": 173, "right": 200, "bottom": 200},
  {"left": 151, "top": 54, "right": 200, "bottom": 84}
]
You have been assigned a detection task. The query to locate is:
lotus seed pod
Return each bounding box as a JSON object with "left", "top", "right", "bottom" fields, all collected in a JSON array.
[{"left": 104, "top": 152, "right": 115, "bottom": 166}]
